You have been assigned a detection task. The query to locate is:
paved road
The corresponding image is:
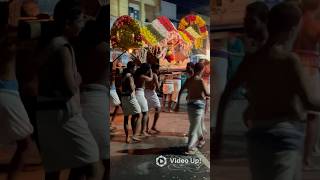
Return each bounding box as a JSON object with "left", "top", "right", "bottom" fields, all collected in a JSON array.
[{"left": 110, "top": 102, "right": 211, "bottom": 180}]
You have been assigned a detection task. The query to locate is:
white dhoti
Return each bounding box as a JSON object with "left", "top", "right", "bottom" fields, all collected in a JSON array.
[
  {"left": 80, "top": 84, "right": 109, "bottom": 160},
  {"left": 0, "top": 89, "right": 33, "bottom": 145},
  {"left": 121, "top": 95, "right": 141, "bottom": 116},
  {"left": 172, "top": 79, "right": 181, "bottom": 103},
  {"left": 37, "top": 93, "right": 99, "bottom": 172},
  {"left": 110, "top": 89, "right": 121, "bottom": 107},
  {"left": 162, "top": 80, "right": 174, "bottom": 95},
  {"left": 136, "top": 88, "right": 148, "bottom": 113},
  {"left": 144, "top": 89, "right": 161, "bottom": 109}
]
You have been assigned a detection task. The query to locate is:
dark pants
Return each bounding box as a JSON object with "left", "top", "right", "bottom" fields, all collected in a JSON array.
[{"left": 246, "top": 121, "right": 304, "bottom": 180}]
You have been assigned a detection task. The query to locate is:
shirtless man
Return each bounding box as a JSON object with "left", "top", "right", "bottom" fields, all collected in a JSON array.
[
  {"left": 121, "top": 61, "right": 141, "bottom": 143},
  {"left": 145, "top": 64, "right": 161, "bottom": 133},
  {"left": 293, "top": 0, "right": 320, "bottom": 169},
  {"left": 217, "top": 3, "right": 320, "bottom": 179},
  {"left": 175, "top": 62, "right": 210, "bottom": 154},
  {"left": 134, "top": 63, "right": 153, "bottom": 137}
]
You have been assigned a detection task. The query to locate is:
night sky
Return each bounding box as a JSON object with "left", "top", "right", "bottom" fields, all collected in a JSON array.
[{"left": 163, "top": 0, "right": 211, "bottom": 19}]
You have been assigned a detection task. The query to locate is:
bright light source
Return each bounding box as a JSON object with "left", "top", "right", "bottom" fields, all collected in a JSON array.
[{"left": 128, "top": 49, "right": 133, "bottom": 53}]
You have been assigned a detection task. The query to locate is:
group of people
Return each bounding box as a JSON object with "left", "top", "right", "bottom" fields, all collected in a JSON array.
[
  {"left": 109, "top": 58, "right": 210, "bottom": 155},
  {"left": 1, "top": 0, "right": 109, "bottom": 180},
  {"left": 110, "top": 62, "right": 162, "bottom": 143},
  {"left": 217, "top": 0, "right": 320, "bottom": 180}
]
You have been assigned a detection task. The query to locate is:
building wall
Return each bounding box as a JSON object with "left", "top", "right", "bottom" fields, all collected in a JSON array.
[{"left": 111, "top": 0, "right": 159, "bottom": 22}]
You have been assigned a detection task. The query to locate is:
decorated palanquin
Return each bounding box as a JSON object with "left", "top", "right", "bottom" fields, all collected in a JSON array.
[{"left": 110, "top": 14, "right": 209, "bottom": 72}]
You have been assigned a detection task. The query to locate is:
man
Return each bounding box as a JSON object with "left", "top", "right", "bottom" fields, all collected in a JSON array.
[
  {"left": 175, "top": 62, "right": 209, "bottom": 154},
  {"left": 121, "top": 61, "right": 142, "bottom": 143},
  {"left": 145, "top": 64, "right": 161, "bottom": 133},
  {"left": 217, "top": 3, "right": 320, "bottom": 180},
  {"left": 134, "top": 63, "right": 153, "bottom": 137}
]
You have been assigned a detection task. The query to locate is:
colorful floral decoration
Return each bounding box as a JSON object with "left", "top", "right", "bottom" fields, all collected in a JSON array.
[
  {"left": 178, "top": 14, "right": 208, "bottom": 37},
  {"left": 110, "top": 15, "right": 142, "bottom": 51},
  {"left": 146, "top": 24, "right": 165, "bottom": 42},
  {"left": 178, "top": 14, "right": 208, "bottom": 49},
  {"left": 157, "top": 16, "right": 177, "bottom": 32},
  {"left": 152, "top": 19, "right": 169, "bottom": 38},
  {"left": 178, "top": 30, "right": 192, "bottom": 46},
  {"left": 185, "top": 26, "right": 202, "bottom": 48},
  {"left": 165, "top": 49, "right": 175, "bottom": 63},
  {"left": 140, "top": 26, "right": 158, "bottom": 46}
]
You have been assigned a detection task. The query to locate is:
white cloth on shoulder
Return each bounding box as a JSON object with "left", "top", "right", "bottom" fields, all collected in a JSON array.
[{"left": 0, "top": 89, "right": 33, "bottom": 145}]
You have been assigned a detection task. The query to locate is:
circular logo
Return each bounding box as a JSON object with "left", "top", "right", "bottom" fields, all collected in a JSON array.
[{"left": 156, "top": 155, "right": 167, "bottom": 167}]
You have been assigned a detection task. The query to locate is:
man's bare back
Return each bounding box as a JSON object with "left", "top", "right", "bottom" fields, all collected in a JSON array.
[
  {"left": 122, "top": 73, "right": 135, "bottom": 95},
  {"left": 185, "top": 76, "right": 208, "bottom": 101},
  {"left": 134, "top": 69, "right": 153, "bottom": 89},
  {"left": 242, "top": 45, "right": 320, "bottom": 121},
  {"left": 145, "top": 73, "right": 159, "bottom": 91}
]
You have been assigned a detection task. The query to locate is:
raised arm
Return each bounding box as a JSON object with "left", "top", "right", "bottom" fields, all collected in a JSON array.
[
  {"left": 154, "top": 73, "right": 160, "bottom": 90},
  {"left": 140, "top": 69, "right": 153, "bottom": 82},
  {"left": 174, "top": 78, "right": 189, "bottom": 112}
]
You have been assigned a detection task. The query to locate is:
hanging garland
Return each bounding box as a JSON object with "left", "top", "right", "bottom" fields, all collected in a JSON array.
[{"left": 110, "top": 15, "right": 142, "bottom": 51}]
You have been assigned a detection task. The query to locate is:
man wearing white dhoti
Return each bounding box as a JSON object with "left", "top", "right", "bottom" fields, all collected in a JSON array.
[
  {"left": 77, "top": 5, "right": 110, "bottom": 179},
  {"left": 145, "top": 64, "right": 161, "bottom": 133},
  {"left": 134, "top": 63, "right": 154, "bottom": 137},
  {"left": 37, "top": 1, "right": 99, "bottom": 179},
  {"left": 121, "top": 61, "right": 142, "bottom": 143}
]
